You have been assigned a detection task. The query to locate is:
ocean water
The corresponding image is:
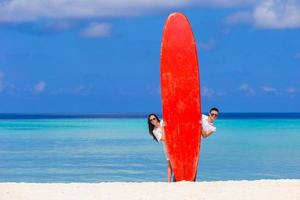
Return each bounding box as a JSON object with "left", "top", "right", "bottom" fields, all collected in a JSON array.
[{"left": 0, "top": 114, "right": 299, "bottom": 182}]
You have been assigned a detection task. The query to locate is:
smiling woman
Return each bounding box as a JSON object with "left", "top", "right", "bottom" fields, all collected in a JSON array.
[{"left": 147, "top": 113, "right": 173, "bottom": 182}]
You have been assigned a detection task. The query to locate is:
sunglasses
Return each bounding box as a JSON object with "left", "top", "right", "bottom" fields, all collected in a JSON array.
[
  {"left": 210, "top": 113, "right": 218, "bottom": 117},
  {"left": 150, "top": 117, "right": 157, "bottom": 122}
]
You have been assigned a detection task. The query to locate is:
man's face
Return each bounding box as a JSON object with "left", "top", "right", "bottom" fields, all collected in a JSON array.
[{"left": 209, "top": 110, "right": 219, "bottom": 121}]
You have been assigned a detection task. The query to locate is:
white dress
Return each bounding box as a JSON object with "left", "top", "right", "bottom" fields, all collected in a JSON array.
[{"left": 152, "top": 120, "right": 169, "bottom": 160}]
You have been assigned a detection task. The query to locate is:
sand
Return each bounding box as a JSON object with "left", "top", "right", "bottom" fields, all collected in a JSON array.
[{"left": 0, "top": 179, "right": 299, "bottom": 200}]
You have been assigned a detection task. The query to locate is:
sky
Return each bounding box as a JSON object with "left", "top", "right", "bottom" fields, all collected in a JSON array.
[{"left": 0, "top": 0, "right": 300, "bottom": 113}]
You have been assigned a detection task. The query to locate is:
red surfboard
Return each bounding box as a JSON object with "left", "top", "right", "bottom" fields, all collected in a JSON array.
[{"left": 160, "top": 12, "right": 201, "bottom": 181}]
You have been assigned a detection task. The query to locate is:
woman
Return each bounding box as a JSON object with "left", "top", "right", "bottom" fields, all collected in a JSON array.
[{"left": 147, "top": 113, "right": 173, "bottom": 182}]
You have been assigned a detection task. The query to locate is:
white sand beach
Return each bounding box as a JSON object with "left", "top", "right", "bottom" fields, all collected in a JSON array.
[{"left": 0, "top": 179, "right": 299, "bottom": 200}]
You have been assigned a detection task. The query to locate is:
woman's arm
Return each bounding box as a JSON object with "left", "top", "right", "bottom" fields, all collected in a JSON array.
[{"left": 160, "top": 120, "right": 166, "bottom": 141}]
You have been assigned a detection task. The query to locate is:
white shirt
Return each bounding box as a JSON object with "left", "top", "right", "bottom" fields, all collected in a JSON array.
[{"left": 202, "top": 114, "right": 217, "bottom": 132}]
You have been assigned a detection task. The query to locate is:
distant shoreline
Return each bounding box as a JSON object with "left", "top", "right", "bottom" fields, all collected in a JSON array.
[{"left": 1, "top": 113, "right": 300, "bottom": 119}]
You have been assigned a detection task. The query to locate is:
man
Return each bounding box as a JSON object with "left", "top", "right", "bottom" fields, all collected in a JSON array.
[{"left": 202, "top": 107, "right": 219, "bottom": 138}]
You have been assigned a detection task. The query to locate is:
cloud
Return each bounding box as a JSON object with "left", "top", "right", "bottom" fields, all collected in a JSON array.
[
  {"left": 43, "top": 21, "right": 77, "bottom": 32},
  {"left": 201, "top": 86, "right": 227, "bottom": 97},
  {"left": 0, "top": 0, "right": 188, "bottom": 22},
  {"left": 0, "top": 71, "right": 5, "bottom": 92},
  {"left": 198, "top": 0, "right": 257, "bottom": 7},
  {"left": 261, "top": 85, "right": 276, "bottom": 93},
  {"left": 239, "top": 84, "right": 255, "bottom": 95},
  {"left": 81, "top": 23, "right": 111, "bottom": 38},
  {"left": 261, "top": 85, "right": 298, "bottom": 96},
  {"left": 253, "top": 0, "right": 300, "bottom": 29},
  {"left": 225, "top": 11, "right": 253, "bottom": 25},
  {"left": 74, "top": 84, "right": 92, "bottom": 95},
  {"left": 202, "top": 86, "right": 215, "bottom": 97},
  {"left": 287, "top": 87, "right": 297, "bottom": 94},
  {"left": 34, "top": 81, "right": 46, "bottom": 93},
  {"left": 1, "top": 0, "right": 297, "bottom": 31},
  {"left": 295, "top": 52, "right": 300, "bottom": 60},
  {"left": 1, "top": 21, "right": 78, "bottom": 36},
  {"left": 227, "top": 0, "right": 300, "bottom": 29},
  {"left": 0, "top": 0, "right": 258, "bottom": 23},
  {"left": 198, "top": 39, "right": 216, "bottom": 51}
]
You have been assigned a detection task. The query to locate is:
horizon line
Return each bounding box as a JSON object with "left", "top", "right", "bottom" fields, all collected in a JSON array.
[{"left": 1, "top": 112, "right": 300, "bottom": 120}]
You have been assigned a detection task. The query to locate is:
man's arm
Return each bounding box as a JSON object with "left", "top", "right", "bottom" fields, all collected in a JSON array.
[{"left": 202, "top": 129, "right": 214, "bottom": 138}]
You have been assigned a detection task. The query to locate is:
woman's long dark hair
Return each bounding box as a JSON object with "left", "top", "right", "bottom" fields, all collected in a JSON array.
[{"left": 147, "top": 113, "right": 161, "bottom": 142}]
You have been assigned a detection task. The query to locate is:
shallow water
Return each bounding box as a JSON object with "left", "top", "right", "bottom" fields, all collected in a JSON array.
[{"left": 0, "top": 116, "right": 299, "bottom": 182}]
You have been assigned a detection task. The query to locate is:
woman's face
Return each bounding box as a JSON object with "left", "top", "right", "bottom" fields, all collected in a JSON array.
[{"left": 149, "top": 115, "right": 158, "bottom": 125}]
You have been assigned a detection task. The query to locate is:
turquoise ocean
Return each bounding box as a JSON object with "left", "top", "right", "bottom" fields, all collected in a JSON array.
[{"left": 0, "top": 114, "right": 299, "bottom": 182}]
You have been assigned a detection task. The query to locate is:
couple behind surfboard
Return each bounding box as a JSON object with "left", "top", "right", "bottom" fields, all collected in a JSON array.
[
  {"left": 148, "top": 12, "right": 219, "bottom": 181},
  {"left": 147, "top": 108, "right": 219, "bottom": 182}
]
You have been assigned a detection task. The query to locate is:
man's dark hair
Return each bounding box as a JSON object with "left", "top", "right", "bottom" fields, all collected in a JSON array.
[{"left": 209, "top": 107, "right": 219, "bottom": 113}]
